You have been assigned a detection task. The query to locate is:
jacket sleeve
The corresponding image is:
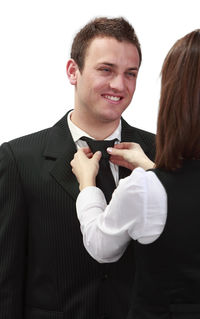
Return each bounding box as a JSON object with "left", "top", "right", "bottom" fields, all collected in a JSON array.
[{"left": 0, "top": 142, "right": 27, "bottom": 318}]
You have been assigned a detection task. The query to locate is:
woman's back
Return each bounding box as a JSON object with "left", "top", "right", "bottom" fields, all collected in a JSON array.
[{"left": 131, "top": 160, "right": 200, "bottom": 318}]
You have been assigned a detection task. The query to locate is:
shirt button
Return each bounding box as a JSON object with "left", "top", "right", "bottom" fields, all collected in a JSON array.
[{"left": 102, "top": 273, "right": 108, "bottom": 280}]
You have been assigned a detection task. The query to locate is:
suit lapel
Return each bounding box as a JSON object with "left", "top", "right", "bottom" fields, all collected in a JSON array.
[
  {"left": 43, "top": 113, "right": 80, "bottom": 201},
  {"left": 119, "top": 118, "right": 136, "bottom": 179}
]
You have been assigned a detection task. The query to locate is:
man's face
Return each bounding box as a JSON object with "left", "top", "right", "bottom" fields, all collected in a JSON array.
[{"left": 72, "top": 37, "right": 140, "bottom": 124}]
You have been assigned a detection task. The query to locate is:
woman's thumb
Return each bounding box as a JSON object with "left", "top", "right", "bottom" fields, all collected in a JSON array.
[
  {"left": 107, "top": 147, "right": 124, "bottom": 157},
  {"left": 93, "top": 151, "right": 102, "bottom": 161}
]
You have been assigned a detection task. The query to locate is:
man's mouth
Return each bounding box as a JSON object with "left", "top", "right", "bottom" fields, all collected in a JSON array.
[{"left": 102, "top": 94, "right": 123, "bottom": 102}]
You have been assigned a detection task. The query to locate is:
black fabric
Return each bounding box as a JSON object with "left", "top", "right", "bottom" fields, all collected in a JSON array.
[
  {"left": 81, "top": 137, "right": 118, "bottom": 203},
  {"left": 129, "top": 160, "right": 200, "bottom": 319},
  {"left": 0, "top": 111, "right": 155, "bottom": 319}
]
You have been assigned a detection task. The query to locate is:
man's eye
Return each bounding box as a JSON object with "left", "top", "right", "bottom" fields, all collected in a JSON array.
[
  {"left": 99, "top": 68, "right": 111, "bottom": 72},
  {"left": 127, "top": 72, "right": 136, "bottom": 77}
]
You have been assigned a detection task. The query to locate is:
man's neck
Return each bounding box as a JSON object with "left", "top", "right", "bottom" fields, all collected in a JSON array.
[{"left": 70, "top": 110, "right": 120, "bottom": 140}]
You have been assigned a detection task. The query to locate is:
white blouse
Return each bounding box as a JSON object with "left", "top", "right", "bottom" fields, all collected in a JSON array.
[{"left": 76, "top": 167, "right": 167, "bottom": 263}]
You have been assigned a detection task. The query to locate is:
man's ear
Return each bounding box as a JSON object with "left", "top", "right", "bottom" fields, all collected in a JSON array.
[{"left": 66, "top": 59, "right": 79, "bottom": 85}]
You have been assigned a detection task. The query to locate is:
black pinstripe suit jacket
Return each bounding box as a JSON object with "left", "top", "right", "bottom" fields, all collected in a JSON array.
[{"left": 0, "top": 112, "right": 155, "bottom": 319}]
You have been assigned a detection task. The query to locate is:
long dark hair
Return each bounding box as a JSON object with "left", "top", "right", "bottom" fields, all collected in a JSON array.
[{"left": 155, "top": 29, "right": 200, "bottom": 170}]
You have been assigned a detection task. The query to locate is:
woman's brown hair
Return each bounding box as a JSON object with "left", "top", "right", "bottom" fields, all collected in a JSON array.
[{"left": 155, "top": 29, "right": 200, "bottom": 171}]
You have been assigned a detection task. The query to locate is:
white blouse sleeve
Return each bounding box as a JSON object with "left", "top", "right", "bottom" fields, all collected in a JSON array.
[{"left": 76, "top": 167, "right": 167, "bottom": 263}]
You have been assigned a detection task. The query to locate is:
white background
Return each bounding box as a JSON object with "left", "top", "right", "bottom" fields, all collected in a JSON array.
[{"left": 0, "top": 0, "right": 199, "bottom": 144}]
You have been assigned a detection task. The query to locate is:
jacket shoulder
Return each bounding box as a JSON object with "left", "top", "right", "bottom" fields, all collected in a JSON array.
[
  {"left": 121, "top": 117, "right": 155, "bottom": 142},
  {"left": 9, "top": 127, "right": 51, "bottom": 146},
  {"left": 0, "top": 127, "right": 52, "bottom": 162}
]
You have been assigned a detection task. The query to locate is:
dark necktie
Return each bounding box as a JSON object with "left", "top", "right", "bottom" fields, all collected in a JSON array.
[{"left": 81, "top": 137, "right": 118, "bottom": 203}]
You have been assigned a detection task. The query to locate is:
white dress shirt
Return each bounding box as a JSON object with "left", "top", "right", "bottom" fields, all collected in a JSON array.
[
  {"left": 67, "top": 111, "right": 121, "bottom": 185},
  {"left": 76, "top": 167, "right": 167, "bottom": 263}
]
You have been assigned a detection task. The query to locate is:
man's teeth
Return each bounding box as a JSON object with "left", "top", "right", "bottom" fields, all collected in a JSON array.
[{"left": 105, "top": 95, "right": 120, "bottom": 101}]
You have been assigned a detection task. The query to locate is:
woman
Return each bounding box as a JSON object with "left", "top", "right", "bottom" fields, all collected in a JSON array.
[{"left": 71, "top": 30, "right": 200, "bottom": 317}]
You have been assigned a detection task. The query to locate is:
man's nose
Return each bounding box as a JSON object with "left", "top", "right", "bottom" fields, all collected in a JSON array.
[{"left": 109, "top": 75, "right": 125, "bottom": 91}]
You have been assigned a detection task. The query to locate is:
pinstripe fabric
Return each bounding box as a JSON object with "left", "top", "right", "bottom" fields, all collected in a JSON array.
[{"left": 0, "top": 112, "right": 155, "bottom": 319}]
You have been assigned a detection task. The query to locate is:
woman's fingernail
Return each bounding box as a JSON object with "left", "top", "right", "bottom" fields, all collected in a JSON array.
[{"left": 107, "top": 147, "right": 112, "bottom": 153}]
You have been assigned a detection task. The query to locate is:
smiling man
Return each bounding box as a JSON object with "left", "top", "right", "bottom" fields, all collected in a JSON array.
[
  {"left": 67, "top": 36, "right": 140, "bottom": 139},
  {"left": 0, "top": 17, "right": 155, "bottom": 319}
]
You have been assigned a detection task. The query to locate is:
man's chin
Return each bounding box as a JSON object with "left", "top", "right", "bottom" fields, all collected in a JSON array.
[{"left": 97, "top": 112, "right": 122, "bottom": 124}]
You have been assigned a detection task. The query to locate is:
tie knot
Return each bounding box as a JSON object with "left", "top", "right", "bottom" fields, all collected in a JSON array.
[{"left": 81, "top": 136, "right": 118, "bottom": 159}]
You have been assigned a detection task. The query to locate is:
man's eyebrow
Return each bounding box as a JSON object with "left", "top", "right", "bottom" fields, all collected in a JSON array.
[
  {"left": 97, "top": 63, "right": 139, "bottom": 70},
  {"left": 97, "top": 62, "right": 115, "bottom": 67},
  {"left": 127, "top": 67, "right": 139, "bottom": 71}
]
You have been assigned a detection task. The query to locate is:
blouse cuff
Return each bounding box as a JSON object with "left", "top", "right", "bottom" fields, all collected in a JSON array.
[{"left": 76, "top": 186, "right": 107, "bottom": 223}]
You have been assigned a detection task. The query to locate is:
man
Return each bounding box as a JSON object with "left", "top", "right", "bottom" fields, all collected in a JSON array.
[{"left": 0, "top": 17, "right": 155, "bottom": 319}]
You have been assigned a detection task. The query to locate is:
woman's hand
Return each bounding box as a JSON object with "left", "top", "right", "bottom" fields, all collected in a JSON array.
[
  {"left": 70, "top": 147, "right": 102, "bottom": 191},
  {"left": 107, "top": 142, "right": 155, "bottom": 170}
]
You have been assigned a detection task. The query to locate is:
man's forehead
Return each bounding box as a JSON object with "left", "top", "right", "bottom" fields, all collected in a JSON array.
[
  {"left": 87, "top": 36, "right": 136, "bottom": 51},
  {"left": 85, "top": 36, "right": 139, "bottom": 63}
]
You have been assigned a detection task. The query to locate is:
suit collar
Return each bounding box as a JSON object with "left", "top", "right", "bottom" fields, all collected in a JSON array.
[
  {"left": 43, "top": 112, "right": 129, "bottom": 158},
  {"left": 43, "top": 112, "right": 75, "bottom": 159},
  {"left": 68, "top": 110, "right": 122, "bottom": 143},
  {"left": 121, "top": 117, "right": 137, "bottom": 142}
]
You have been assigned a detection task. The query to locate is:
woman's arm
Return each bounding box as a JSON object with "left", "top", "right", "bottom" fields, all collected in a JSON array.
[
  {"left": 70, "top": 146, "right": 165, "bottom": 263},
  {"left": 71, "top": 149, "right": 147, "bottom": 262}
]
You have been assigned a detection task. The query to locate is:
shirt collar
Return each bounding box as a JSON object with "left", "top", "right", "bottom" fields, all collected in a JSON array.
[{"left": 67, "top": 110, "right": 121, "bottom": 142}]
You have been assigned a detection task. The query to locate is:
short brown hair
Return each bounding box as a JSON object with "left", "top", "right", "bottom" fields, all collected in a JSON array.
[
  {"left": 70, "top": 17, "right": 141, "bottom": 72},
  {"left": 155, "top": 29, "right": 200, "bottom": 171}
]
